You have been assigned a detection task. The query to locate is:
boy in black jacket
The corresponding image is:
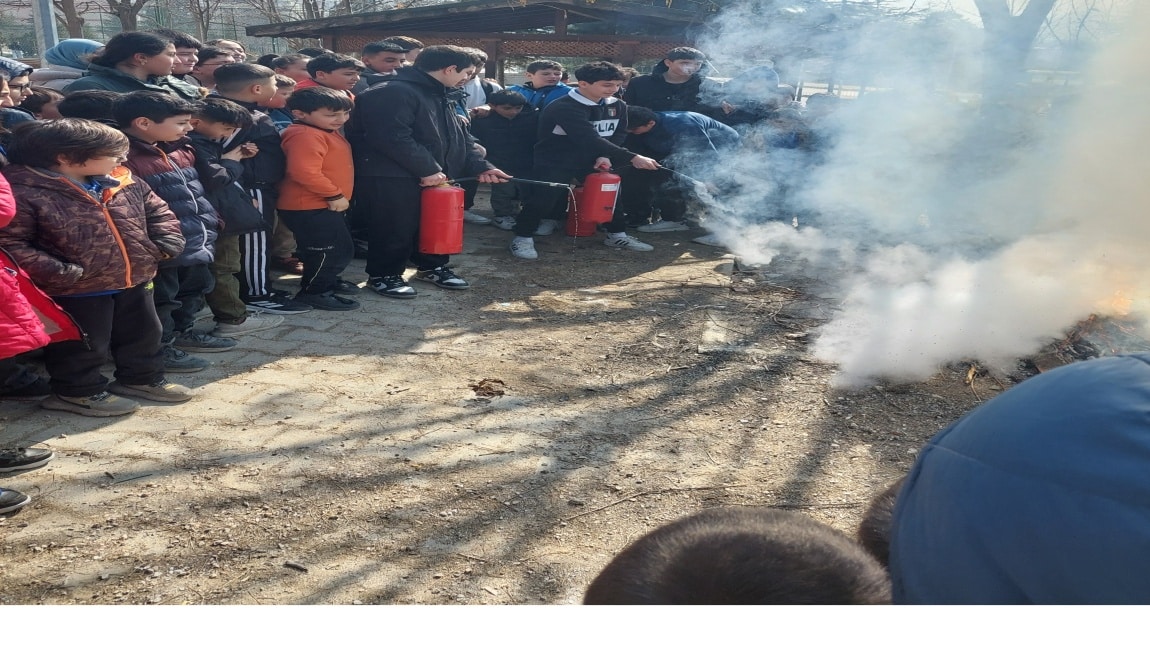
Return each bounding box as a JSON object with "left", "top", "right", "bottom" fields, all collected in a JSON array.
[
  {"left": 344, "top": 45, "right": 510, "bottom": 299},
  {"left": 189, "top": 97, "right": 285, "bottom": 338},
  {"left": 469, "top": 90, "right": 538, "bottom": 230},
  {"left": 509, "top": 61, "right": 660, "bottom": 260},
  {"left": 213, "top": 63, "right": 311, "bottom": 315}
]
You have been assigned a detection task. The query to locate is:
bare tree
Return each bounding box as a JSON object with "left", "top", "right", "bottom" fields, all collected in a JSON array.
[
  {"left": 1038, "top": 0, "right": 1123, "bottom": 52},
  {"left": 188, "top": 0, "right": 225, "bottom": 40},
  {"left": 103, "top": 0, "right": 151, "bottom": 31},
  {"left": 973, "top": 0, "right": 1059, "bottom": 99},
  {"left": 0, "top": 0, "right": 99, "bottom": 38}
]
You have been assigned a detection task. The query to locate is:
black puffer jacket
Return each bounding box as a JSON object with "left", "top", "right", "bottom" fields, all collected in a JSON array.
[
  {"left": 623, "top": 61, "right": 724, "bottom": 119},
  {"left": 218, "top": 98, "right": 286, "bottom": 191},
  {"left": 188, "top": 132, "right": 268, "bottom": 235},
  {"left": 123, "top": 136, "right": 218, "bottom": 266},
  {"left": 345, "top": 66, "right": 492, "bottom": 180}
]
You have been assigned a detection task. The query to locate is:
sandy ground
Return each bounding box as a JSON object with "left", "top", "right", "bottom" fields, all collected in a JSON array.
[{"left": 0, "top": 195, "right": 993, "bottom": 605}]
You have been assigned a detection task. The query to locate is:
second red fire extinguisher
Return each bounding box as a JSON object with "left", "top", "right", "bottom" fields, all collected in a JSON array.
[{"left": 566, "top": 170, "right": 621, "bottom": 236}]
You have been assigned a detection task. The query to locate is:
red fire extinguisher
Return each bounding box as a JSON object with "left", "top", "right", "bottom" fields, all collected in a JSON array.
[
  {"left": 565, "top": 187, "right": 593, "bottom": 237},
  {"left": 566, "top": 170, "right": 621, "bottom": 237},
  {"left": 420, "top": 183, "right": 465, "bottom": 254}
]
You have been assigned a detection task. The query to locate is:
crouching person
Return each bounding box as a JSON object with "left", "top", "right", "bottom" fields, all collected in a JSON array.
[{"left": 0, "top": 119, "right": 193, "bottom": 417}]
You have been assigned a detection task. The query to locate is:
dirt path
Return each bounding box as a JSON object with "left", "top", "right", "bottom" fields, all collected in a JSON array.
[{"left": 0, "top": 206, "right": 988, "bottom": 605}]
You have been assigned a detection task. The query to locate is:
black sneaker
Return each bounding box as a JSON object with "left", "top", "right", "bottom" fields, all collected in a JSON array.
[
  {"left": 0, "top": 372, "right": 51, "bottom": 400},
  {"left": 294, "top": 292, "right": 361, "bottom": 311},
  {"left": 243, "top": 293, "right": 313, "bottom": 314},
  {"left": 333, "top": 279, "right": 361, "bottom": 295},
  {"left": 413, "top": 266, "right": 470, "bottom": 290},
  {"left": 0, "top": 488, "right": 31, "bottom": 514},
  {"left": 0, "top": 447, "right": 55, "bottom": 473},
  {"left": 368, "top": 275, "right": 417, "bottom": 299}
]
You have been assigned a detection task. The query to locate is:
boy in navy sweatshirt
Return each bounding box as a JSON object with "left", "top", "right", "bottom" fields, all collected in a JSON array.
[{"left": 508, "top": 61, "right": 660, "bottom": 260}]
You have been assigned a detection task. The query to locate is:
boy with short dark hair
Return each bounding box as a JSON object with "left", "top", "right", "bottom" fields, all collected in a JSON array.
[
  {"left": 379, "top": 36, "right": 423, "bottom": 63},
  {"left": 266, "top": 74, "right": 297, "bottom": 131},
  {"left": 188, "top": 97, "right": 285, "bottom": 338},
  {"left": 189, "top": 46, "right": 232, "bottom": 90},
  {"left": 623, "top": 46, "right": 722, "bottom": 118},
  {"left": 506, "top": 60, "right": 569, "bottom": 111},
  {"left": 56, "top": 89, "right": 119, "bottom": 125},
  {"left": 0, "top": 119, "right": 192, "bottom": 416},
  {"left": 298, "top": 54, "right": 363, "bottom": 98},
  {"left": 469, "top": 89, "right": 537, "bottom": 230},
  {"left": 277, "top": 87, "right": 359, "bottom": 311},
  {"left": 114, "top": 91, "right": 234, "bottom": 371},
  {"left": 344, "top": 45, "right": 510, "bottom": 299},
  {"left": 508, "top": 61, "right": 660, "bottom": 260},
  {"left": 622, "top": 105, "right": 740, "bottom": 231},
  {"left": 213, "top": 63, "right": 311, "bottom": 314},
  {"left": 355, "top": 41, "right": 406, "bottom": 93}
]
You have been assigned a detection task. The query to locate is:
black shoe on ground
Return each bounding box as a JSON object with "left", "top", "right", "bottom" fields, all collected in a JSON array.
[
  {"left": 294, "top": 292, "right": 361, "bottom": 311},
  {"left": 0, "top": 447, "right": 55, "bottom": 473},
  {"left": 368, "top": 275, "right": 417, "bottom": 299},
  {"left": 0, "top": 488, "right": 31, "bottom": 514},
  {"left": 0, "top": 372, "right": 51, "bottom": 400},
  {"left": 243, "top": 293, "right": 313, "bottom": 314},
  {"left": 333, "top": 279, "right": 360, "bottom": 295},
  {"left": 413, "top": 266, "right": 470, "bottom": 290}
]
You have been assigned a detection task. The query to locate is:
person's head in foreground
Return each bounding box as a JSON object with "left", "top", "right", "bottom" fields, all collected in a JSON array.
[{"left": 583, "top": 507, "right": 891, "bottom": 604}]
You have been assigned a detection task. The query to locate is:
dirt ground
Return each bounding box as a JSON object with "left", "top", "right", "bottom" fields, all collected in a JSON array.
[{"left": 0, "top": 193, "right": 1001, "bottom": 605}]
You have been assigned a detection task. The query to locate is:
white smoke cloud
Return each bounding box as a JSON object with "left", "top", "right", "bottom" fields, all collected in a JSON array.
[{"left": 691, "top": 0, "right": 1150, "bottom": 386}]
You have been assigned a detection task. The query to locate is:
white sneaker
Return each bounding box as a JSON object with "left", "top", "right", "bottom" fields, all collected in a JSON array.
[
  {"left": 636, "top": 220, "right": 690, "bottom": 233},
  {"left": 509, "top": 237, "right": 538, "bottom": 260},
  {"left": 463, "top": 210, "right": 492, "bottom": 224},
  {"left": 534, "top": 219, "right": 559, "bottom": 236},
  {"left": 491, "top": 216, "right": 516, "bottom": 231},
  {"left": 692, "top": 233, "right": 725, "bottom": 247},
  {"left": 603, "top": 235, "right": 654, "bottom": 252}
]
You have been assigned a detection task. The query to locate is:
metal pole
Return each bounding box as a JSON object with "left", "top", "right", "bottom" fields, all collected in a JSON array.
[{"left": 31, "top": 0, "right": 60, "bottom": 64}]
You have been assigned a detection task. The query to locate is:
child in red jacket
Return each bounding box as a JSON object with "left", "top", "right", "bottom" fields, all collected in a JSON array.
[{"left": 0, "top": 119, "right": 193, "bottom": 417}]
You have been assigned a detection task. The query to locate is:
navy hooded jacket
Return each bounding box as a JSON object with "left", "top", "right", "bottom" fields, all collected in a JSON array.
[
  {"left": 634, "top": 111, "right": 740, "bottom": 159},
  {"left": 890, "top": 353, "right": 1150, "bottom": 604}
]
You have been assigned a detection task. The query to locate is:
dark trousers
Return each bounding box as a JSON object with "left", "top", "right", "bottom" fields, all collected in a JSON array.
[
  {"left": 513, "top": 166, "right": 629, "bottom": 237},
  {"left": 154, "top": 263, "right": 214, "bottom": 343},
  {"left": 238, "top": 187, "right": 274, "bottom": 298},
  {"left": 461, "top": 179, "right": 479, "bottom": 210},
  {"left": 617, "top": 166, "right": 687, "bottom": 223},
  {"left": 44, "top": 282, "right": 164, "bottom": 397},
  {"left": 359, "top": 177, "right": 448, "bottom": 278},
  {"left": 278, "top": 208, "right": 354, "bottom": 294},
  {"left": 489, "top": 182, "right": 522, "bottom": 217}
]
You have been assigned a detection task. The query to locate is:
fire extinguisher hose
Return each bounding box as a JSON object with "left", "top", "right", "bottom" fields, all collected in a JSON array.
[{"left": 447, "top": 177, "right": 575, "bottom": 189}]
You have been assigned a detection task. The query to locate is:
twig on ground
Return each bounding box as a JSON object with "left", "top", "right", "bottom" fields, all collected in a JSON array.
[{"left": 561, "top": 485, "right": 749, "bottom": 522}]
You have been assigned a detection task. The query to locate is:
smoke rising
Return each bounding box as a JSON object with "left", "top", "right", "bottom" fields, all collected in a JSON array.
[{"left": 692, "top": 1, "right": 1150, "bottom": 386}]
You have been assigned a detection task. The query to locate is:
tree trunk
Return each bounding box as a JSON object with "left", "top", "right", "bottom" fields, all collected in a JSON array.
[
  {"left": 974, "top": 0, "right": 1060, "bottom": 104},
  {"left": 55, "top": 0, "right": 87, "bottom": 37}
]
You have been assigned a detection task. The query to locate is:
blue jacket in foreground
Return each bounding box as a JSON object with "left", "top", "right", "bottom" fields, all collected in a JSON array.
[
  {"left": 890, "top": 353, "right": 1150, "bottom": 604},
  {"left": 639, "top": 111, "right": 740, "bottom": 159}
]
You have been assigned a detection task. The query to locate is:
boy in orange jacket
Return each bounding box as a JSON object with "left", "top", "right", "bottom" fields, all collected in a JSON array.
[{"left": 276, "top": 87, "right": 359, "bottom": 311}]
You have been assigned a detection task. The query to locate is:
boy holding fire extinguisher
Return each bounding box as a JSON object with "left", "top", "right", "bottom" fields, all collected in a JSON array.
[
  {"left": 344, "top": 45, "right": 511, "bottom": 299},
  {"left": 508, "top": 61, "right": 661, "bottom": 261}
]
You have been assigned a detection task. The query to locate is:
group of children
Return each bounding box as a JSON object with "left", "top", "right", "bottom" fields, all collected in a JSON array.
[{"left": 0, "top": 32, "right": 826, "bottom": 422}]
